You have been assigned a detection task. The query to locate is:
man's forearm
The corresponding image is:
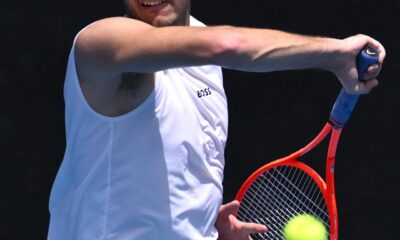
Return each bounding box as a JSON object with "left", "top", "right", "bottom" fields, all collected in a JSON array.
[{"left": 212, "top": 26, "right": 343, "bottom": 73}]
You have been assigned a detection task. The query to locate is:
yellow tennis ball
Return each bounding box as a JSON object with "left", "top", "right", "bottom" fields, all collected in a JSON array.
[{"left": 283, "top": 214, "right": 327, "bottom": 240}]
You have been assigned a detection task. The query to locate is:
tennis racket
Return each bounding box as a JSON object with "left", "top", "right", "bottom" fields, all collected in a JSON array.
[{"left": 234, "top": 46, "right": 379, "bottom": 240}]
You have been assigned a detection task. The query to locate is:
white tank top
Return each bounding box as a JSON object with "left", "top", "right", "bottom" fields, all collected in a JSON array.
[{"left": 48, "top": 17, "right": 228, "bottom": 240}]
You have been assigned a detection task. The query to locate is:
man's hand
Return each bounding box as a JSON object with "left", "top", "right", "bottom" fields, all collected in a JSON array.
[
  {"left": 330, "top": 34, "right": 386, "bottom": 95},
  {"left": 215, "top": 200, "right": 267, "bottom": 240}
]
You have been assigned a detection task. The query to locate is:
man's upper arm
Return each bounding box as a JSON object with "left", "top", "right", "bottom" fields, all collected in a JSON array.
[{"left": 75, "top": 17, "right": 235, "bottom": 78}]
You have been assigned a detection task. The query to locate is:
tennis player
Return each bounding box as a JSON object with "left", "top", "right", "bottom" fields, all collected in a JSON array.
[{"left": 47, "top": 0, "right": 385, "bottom": 239}]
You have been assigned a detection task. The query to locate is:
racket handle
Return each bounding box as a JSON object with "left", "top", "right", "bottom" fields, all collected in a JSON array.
[{"left": 329, "top": 46, "right": 379, "bottom": 128}]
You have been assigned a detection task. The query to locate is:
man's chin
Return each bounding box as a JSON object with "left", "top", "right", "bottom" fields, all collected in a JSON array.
[{"left": 150, "top": 15, "right": 180, "bottom": 27}]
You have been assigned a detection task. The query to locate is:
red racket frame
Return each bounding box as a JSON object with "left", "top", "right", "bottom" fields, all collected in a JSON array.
[{"left": 235, "top": 122, "right": 341, "bottom": 240}]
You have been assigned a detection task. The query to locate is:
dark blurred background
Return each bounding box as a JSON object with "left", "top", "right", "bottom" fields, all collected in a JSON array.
[{"left": 1, "top": 0, "right": 399, "bottom": 239}]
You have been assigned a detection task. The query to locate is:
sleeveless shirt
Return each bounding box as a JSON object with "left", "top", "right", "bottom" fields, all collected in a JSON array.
[{"left": 48, "top": 17, "right": 228, "bottom": 240}]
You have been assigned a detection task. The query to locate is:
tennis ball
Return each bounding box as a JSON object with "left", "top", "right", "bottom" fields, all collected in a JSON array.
[{"left": 283, "top": 214, "right": 327, "bottom": 240}]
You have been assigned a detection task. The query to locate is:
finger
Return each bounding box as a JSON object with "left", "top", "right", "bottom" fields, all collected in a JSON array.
[
  {"left": 241, "top": 222, "right": 268, "bottom": 234},
  {"left": 219, "top": 200, "right": 240, "bottom": 218},
  {"left": 245, "top": 223, "right": 268, "bottom": 233},
  {"left": 364, "top": 78, "right": 379, "bottom": 92},
  {"left": 364, "top": 36, "right": 386, "bottom": 64},
  {"left": 362, "top": 64, "right": 380, "bottom": 80},
  {"left": 232, "top": 215, "right": 267, "bottom": 235},
  {"left": 352, "top": 79, "right": 378, "bottom": 94}
]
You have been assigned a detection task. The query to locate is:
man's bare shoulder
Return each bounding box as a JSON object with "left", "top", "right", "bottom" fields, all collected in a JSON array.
[
  {"left": 82, "top": 16, "right": 150, "bottom": 33},
  {"left": 74, "top": 17, "right": 152, "bottom": 78},
  {"left": 76, "top": 17, "right": 150, "bottom": 55}
]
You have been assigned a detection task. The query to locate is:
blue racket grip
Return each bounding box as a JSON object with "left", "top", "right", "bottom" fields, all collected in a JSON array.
[{"left": 329, "top": 46, "right": 379, "bottom": 128}]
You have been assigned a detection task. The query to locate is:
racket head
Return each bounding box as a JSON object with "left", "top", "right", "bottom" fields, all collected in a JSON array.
[{"left": 235, "top": 160, "right": 337, "bottom": 240}]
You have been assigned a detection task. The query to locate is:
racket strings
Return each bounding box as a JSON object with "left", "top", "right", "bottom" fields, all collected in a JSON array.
[
  {"left": 270, "top": 167, "right": 329, "bottom": 220},
  {"left": 237, "top": 166, "right": 330, "bottom": 240}
]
